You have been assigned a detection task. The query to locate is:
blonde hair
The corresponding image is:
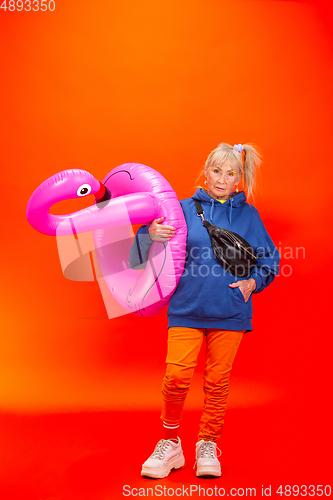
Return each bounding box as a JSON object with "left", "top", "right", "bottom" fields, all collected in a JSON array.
[{"left": 196, "top": 142, "right": 262, "bottom": 199}]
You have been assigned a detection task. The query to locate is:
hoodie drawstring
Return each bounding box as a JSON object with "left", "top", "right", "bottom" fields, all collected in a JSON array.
[
  {"left": 229, "top": 198, "right": 233, "bottom": 225},
  {"left": 210, "top": 200, "right": 214, "bottom": 223}
]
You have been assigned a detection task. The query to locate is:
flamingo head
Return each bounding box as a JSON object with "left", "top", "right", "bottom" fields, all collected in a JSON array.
[{"left": 26, "top": 169, "right": 111, "bottom": 235}]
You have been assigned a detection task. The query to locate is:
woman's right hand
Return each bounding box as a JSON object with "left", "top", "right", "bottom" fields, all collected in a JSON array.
[{"left": 148, "top": 217, "right": 176, "bottom": 242}]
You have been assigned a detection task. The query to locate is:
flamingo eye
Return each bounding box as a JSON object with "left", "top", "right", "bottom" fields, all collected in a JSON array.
[{"left": 77, "top": 184, "right": 92, "bottom": 197}]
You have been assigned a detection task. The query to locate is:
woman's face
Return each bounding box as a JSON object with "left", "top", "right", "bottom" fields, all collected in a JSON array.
[{"left": 205, "top": 160, "right": 240, "bottom": 200}]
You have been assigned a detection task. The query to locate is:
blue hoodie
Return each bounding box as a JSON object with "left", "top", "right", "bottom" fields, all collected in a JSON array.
[{"left": 129, "top": 188, "right": 280, "bottom": 331}]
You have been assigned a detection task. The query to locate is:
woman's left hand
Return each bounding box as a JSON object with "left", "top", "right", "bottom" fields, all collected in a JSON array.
[{"left": 229, "top": 278, "right": 256, "bottom": 303}]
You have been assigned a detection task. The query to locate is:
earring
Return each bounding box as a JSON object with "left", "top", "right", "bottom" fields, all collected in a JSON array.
[
  {"left": 204, "top": 180, "right": 207, "bottom": 185},
  {"left": 235, "top": 186, "right": 239, "bottom": 193}
]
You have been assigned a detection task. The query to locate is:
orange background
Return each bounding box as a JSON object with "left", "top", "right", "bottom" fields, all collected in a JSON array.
[{"left": 0, "top": 0, "right": 332, "bottom": 498}]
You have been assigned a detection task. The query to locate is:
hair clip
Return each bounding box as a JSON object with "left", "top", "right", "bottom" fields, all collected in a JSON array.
[{"left": 233, "top": 144, "right": 244, "bottom": 153}]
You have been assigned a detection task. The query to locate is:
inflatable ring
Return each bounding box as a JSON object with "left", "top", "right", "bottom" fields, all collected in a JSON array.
[{"left": 26, "top": 163, "right": 187, "bottom": 317}]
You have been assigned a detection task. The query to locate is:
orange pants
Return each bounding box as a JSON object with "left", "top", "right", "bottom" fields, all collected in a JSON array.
[{"left": 161, "top": 327, "right": 244, "bottom": 442}]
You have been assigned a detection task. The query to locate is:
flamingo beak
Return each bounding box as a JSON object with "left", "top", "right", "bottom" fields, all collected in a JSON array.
[{"left": 94, "top": 182, "right": 111, "bottom": 209}]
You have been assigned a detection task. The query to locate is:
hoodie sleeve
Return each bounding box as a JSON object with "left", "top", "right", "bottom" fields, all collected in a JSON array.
[
  {"left": 128, "top": 224, "right": 153, "bottom": 269},
  {"left": 249, "top": 216, "right": 280, "bottom": 294}
]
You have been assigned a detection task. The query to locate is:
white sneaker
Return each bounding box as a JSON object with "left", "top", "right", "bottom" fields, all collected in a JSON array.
[
  {"left": 141, "top": 438, "right": 185, "bottom": 478},
  {"left": 195, "top": 440, "right": 222, "bottom": 477}
]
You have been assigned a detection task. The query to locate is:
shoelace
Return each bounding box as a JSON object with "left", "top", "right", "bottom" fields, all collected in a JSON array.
[
  {"left": 193, "top": 441, "right": 222, "bottom": 469},
  {"left": 150, "top": 439, "right": 174, "bottom": 460}
]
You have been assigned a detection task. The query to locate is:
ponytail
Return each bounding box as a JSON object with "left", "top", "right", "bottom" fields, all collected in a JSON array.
[{"left": 242, "top": 143, "right": 262, "bottom": 199}]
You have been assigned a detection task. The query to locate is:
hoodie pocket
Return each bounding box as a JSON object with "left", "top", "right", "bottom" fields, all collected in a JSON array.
[
  {"left": 193, "top": 282, "right": 249, "bottom": 320},
  {"left": 229, "top": 285, "right": 253, "bottom": 319},
  {"left": 232, "top": 286, "right": 246, "bottom": 302}
]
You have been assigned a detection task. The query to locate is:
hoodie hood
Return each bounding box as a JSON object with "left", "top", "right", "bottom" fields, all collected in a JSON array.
[{"left": 191, "top": 188, "right": 247, "bottom": 225}]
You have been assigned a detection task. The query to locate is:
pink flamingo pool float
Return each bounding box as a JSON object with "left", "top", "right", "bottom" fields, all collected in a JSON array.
[{"left": 26, "top": 163, "right": 187, "bottom": 317}]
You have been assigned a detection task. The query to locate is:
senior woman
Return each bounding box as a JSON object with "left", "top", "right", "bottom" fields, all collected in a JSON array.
[{"left": 129, "top": 142, "right": 279, "bottom": 478}]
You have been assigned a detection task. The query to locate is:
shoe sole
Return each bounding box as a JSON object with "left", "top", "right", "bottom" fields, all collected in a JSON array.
[
  {"left": 196, "top": 465, "right": 221, "bottom": 478},
  {"left": 141, "top": 452, "right": 185, "bottom": 479}
]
